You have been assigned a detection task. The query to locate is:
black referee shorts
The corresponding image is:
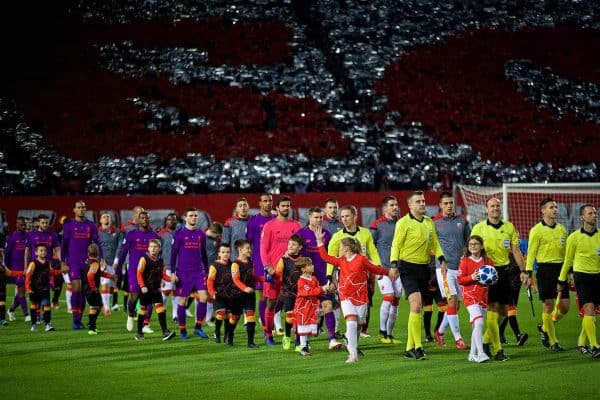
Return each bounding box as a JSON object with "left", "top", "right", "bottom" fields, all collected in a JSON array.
[
  {"left": 536, "top": 263, "right": 570, "bottom": 301},
  {"left": 573, "top": 272, "right": 600, "bottom": 306},
  {"left": 488, "top": 266, "right": 511, "bottom": 305},
  {"left": 399, "top": 261, "right": 429, "bottom": 299}
]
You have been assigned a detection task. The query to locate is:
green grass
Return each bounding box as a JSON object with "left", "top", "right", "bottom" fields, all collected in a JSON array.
[{"left": 1, "top": 288, "right": 597, "bottom": 400}]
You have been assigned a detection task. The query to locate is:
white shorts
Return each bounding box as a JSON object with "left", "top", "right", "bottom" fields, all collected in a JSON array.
[
  {"left": 161, "top": 280, "right": 176, "bottom": 292},
  {"left": 340, "top": 300, "right": 368, "bottom": 324},
  {"left": 466, "top": 304, "right": 486, "bottom": 324},
  {"left": 377, "top": 275, "right": 403, "bottom": 298},
  {"left": 436, "top": 268, "right": 462, "bottom": 300},
  {"left": 296, "top": 324, "right": 318, "bottom": 336},
  {"left": 101, "top": 265, "right": 116, "bottom": 287},
  {"left": 62, "top": 272, "right": 71, "bottom": 284}
]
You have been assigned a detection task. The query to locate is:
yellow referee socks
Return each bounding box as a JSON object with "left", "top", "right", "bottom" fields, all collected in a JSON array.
[
  {"left": 410, "top": 312, "right": 423, "bottom": 349},
  {"left": 542, "top": 312, "right": 557, "bottom": 345},
  {"left": 578, "top": 326, "right": 587, "bottom": 347},
  {"left": 486, "top": 311, "right": 501, "bottom": 354},
  {"left": 406, "top": 314, "right": 414, "bottom": 351},
  {"left": 582, "top": 316, "right": 598, "bottom": 348}
]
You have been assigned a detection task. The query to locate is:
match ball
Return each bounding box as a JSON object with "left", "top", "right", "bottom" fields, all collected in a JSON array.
[{"left": 478, "top": 265, "right": 498, "bottom": 286}]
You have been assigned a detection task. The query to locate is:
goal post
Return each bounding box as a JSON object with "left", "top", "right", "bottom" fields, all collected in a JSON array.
[{"left": 457, "top": 183, "right": 600, "bottom": 238}]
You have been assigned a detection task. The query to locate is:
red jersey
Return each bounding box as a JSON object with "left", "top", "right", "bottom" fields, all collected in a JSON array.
[
  {"left": 457, "top": 256, "right": 494, "bottom": 308},
  {"left": 293, "top": 275, "right": 323, "bottom": 326},
  {"left": 318, "top": 245, "right": 388, "bottom": 305}
]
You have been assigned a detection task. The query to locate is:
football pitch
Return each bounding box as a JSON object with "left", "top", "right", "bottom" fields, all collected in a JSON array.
[{"left": 1, "top": 288, "right": 597, "bottom": 400}]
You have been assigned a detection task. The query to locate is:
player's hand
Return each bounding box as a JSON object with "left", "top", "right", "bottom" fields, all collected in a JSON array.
[
  {"left": 244, "top": 287, "right": 254, "bottom": 294},
  {"left": 172, "top": 274, "right": 178, "bottom": 284},
  {"left": 141, "top": 287, "right": 148, "bottom": 294},
  {"left": 60, "top": 262, "right": 70, "bottom": 273},
  {"left": 440, "top": 261, "right": 448, "bottom": 276},
  {"left": 388, "top": 267, "right": 399, "bottom": 281},
  {"left": 103, "top": 307, "right": 112, "bottom": 316},
  {"left": 471, "top": 270, "right": 480, "bottom": 281},
  {"left": 322, "top": 285, "right": 329, "bottom": 293},
  {"left": 520, "top": 272, "right": 530, "bottom": 286}
]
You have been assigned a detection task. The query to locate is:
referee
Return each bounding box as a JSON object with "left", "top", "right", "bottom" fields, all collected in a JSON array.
[
  {"left": 390, "top": 191, "right": 446, "bottom": 360},
  {"left": 526, "top": 198, "right": 569, "bottom": 351},
  {"left": 471, "top": 197, "right": 527, "bottom": 361},
  {"left": 557, "top": 204, "right": 599, "bottom": 358}
]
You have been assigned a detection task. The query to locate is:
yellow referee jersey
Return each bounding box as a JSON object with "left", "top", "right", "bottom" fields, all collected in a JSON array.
[
  {"left": 559, "top": 228, "right": 600, "bottom": 280},
  {"left": 471, "top": 219, "right": 519, "bottom": 267},
  {"left": 526, "top": 220, "right": 567, "bottom": 271},
  {"left": 390, "top": 213, "right": 444, "bottom": 265},
  {"left": 327, "top": 226, "right": 380, "bottom": 276}
]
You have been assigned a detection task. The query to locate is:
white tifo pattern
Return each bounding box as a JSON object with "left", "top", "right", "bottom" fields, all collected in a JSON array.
[{"left": 457, "top": 183, "right": 600, "bottom": 239}]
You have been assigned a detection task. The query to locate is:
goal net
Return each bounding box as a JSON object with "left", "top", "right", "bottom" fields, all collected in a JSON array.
[{"left": 457, "top": 183, "right": 600, "bottom": 238}]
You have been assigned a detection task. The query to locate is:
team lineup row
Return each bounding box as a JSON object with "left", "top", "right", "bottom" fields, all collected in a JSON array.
[{"left": 1, "top": 193, "right": 599, "bottom": 362}]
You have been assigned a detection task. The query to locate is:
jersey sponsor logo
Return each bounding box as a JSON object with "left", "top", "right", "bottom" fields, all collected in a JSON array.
[
  {"left": 503, "top": 239, "right": 510, "bottom": 248},
  {"left": 560, "top": 237, "right": 566, "bottom": 246}
]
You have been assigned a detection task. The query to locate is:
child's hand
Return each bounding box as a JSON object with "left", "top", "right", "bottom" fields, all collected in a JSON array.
[
  {"left": 471, "top": 270, "right": 480, "bottom": 282},
  {"left": 244, "top": 287, "right": 254, "bottom": 294},
  {"left": 172, "top": 274, "right": 178, "bottom": 284},
  {"left": 314, "top": 226, "right": 325, "bottom": 244},
  {"left": 322, "top": 285, "right": 329, "bottom": 293},
  {"left": 60, "top": 262, "right": 70, "bottom": 273},
  {"left": 141, "top": 286, "right": 148, "bottom": 294}
]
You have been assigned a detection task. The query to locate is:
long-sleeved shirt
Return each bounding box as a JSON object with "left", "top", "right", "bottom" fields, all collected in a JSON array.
[
  {"left": 115, "top": 228, "right": 159, "bottom": 276},
  {"left": 260, "top": 218, "right": 302, "bottom": 269},
  {"left": 170, "top": 227, "right": 208, "bottom": 275},
  {"left": 327, "top": 226, "right": 380, "bottom": 276},
  {"left": 26, "top": 229, "right": 60, "bottom": 263},
  {"left": 294, "top": 275, "right": 323, "bottom": 326},
  {"left": 370, "top": 216, "right": 398, "bottom": 269},
  {"left": 526, "top": 220, "right": 567, "bottom": 271},
  {"left": 62, "top": 219, "right": 102, "bottom": 269},
  {"left": 207, "top": 260, "right": 234, "bottom": 299},
  {"left": 433, "top": 213, "right": 471, "bottom": 270},
  {"left": 222, "top": 216, "right": 249, "bottom": 261},
  {"left": 297, "top": 226, "right": 331, "bottom": 285},
  {"left": 559, "top": 228, "right": 600, "bottom": 280},
  {"left": 318, "top": 245, "right": 388, "bottom": 305},
  {"left": 4, "top": 231, "right": 28, "bottom": 271},
  {"left": 457, "top": 256, "right": 493, "bottom": 308},
  {"left": 391, "top": 213, "right": 444, "bottom": 266},
  {"left": 137, "top": 254, "right": 170, "bottom": 291},
  {"left": 25, "top": 259, "right": 62, "bottom": 292},
  {"left": 86, "top": 258, "right": 116, "bottom": 292}
]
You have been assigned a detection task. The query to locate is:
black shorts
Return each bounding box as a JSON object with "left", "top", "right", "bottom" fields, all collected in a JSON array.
[
  {"left": 282, "top": 295, "right": 296, "bottom": 312},
  {"left": 573, "top": 272, "right": 600, "bottom": 306},
  {"left": 488, "top": 266, "right": 511, "bottom": 305},
  {"left": 139, "top": 290, "right": 162, "bottom": 306},
  {"left": 230, "top": 293, "right": 255, "bottom": 316},
  {"left": 399, "top": 261, "right": 430, "bottom": 299},
  {"left": 213, "top": 295, "right": 230, "bottom": 312},
  {"left": 86, "top": 291, "right": 102, "bottom": 308},
  {"left": 29, "top": 290, "right": 50, "bottom": 305},
  {"left": 537, "top": 263, "right": 570, "bottom": 301}
]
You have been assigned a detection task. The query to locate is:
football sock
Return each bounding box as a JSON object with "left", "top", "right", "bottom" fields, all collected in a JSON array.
[
  {"left": 325, "top": 312, "right": 336, "bottom": 340},
  {"left": 542, "top": 312, "right": 557, "bottom": 345},
  {"left": 423, "top": 305, "right": 433, "bottom": 338},
  {"left": 446, "top": 306, "right": 462, "bottom": 340},
  {"left": 409, "top": 312, "right": 422, "bottom": 349},
  {"left": 346, "top": 320, "right": 358, "bottom": 356},
  {"left": 387, "top": 304, "right": 398, "bottom": 337},
  {"left": 582, "top": 315, "right": 598, "bottom": 348},
  {"left": 379, "top": 299, "right": 391, "bottom": 333},
  {"left": 486, "top": 311, "right": 501, "bottom": 354}
]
